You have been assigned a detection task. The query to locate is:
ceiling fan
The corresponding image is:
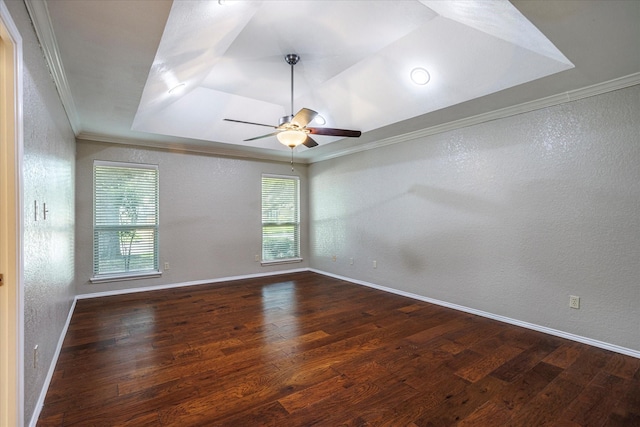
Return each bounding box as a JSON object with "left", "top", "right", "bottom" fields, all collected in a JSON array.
[{"left": 224, "top": 54, "right": 361, "bottom": 149}]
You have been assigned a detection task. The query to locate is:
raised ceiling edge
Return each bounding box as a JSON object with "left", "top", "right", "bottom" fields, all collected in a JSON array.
[
  {"left": 75, "top": 132, "right": 300, "bottom": 164},
  {"left": 24, "top": 0, "right": 81, "bottom": 134},
  {"left": 307, "top": 72, "right": 640, "bottom": 164}
]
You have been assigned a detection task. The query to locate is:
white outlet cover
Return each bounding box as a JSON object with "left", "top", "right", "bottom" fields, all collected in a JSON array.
[{"left": 569, "top": 295, "right": 580, "bottom": 309}]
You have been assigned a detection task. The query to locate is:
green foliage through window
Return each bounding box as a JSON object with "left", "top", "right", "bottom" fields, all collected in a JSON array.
[
  {"left": 93, "top": 161, "right": 159, "bottom": 277},
  {"left": 262, "top": 175, "right": 300, "bottom": 261}
]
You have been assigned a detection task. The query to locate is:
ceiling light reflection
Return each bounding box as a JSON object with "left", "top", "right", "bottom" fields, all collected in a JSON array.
[{"left": 410, "top": 67, "right": 430, "bottom": 85}]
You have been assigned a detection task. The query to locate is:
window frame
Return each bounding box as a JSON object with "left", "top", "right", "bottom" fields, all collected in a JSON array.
[
  {"left": 261, "top": 173, "right": 302, "bottom": 265},
  {"left": 91, "top": 160, "right": 160, "bottom": 283}
]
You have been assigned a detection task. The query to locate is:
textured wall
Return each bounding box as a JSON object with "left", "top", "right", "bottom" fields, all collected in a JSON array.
[
  {"left": 4, "top": 0, "right": 77, "bottom": 423},
  {"left": 75, "top": 141, "right": 309, "bottom": 295},
  {"left": 309, "top": 86, "right": 640, "bottom": 352}
]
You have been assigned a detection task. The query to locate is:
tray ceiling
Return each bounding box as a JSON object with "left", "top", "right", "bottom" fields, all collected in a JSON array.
[{"left": 29, "top": 0, "right": 640, "bottom": 162}]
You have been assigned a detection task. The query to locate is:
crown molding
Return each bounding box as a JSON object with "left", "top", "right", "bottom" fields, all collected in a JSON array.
[
  {"left": 78, "top": 70, "right": 639, "bottom": 165},
  {"left": 310, "top": 72, "right": 640, "bottom": 163},
  {"left": 24, "top": 0, "right": 81, "bottom": 134},
  {"left": 75, "top": 131, "right": 304, "bottom": 164}
]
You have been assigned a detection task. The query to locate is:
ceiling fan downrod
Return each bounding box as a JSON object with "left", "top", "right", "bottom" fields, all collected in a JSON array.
[{"left": 285, "top": 54, "right": 300, "bottom": 117}]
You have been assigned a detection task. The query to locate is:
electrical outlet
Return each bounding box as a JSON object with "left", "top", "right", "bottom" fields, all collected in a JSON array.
[
  {"left": 350, "top": 257, "right": 354, "bottom": 265},
  {"left": 255, "top": 254, "right": 260, "bottom": 262},
  {"left": 164, "top": 262, "right": 170, "bottom": 271},
  {"left": 373, "top": 260, "right": 377, "bottom": 269},
  {"left": 332, "top": 255, "right": 336, "bottom": 262},
  {"left": 569, "top": 295, "right": 580, "bottom": 309}
]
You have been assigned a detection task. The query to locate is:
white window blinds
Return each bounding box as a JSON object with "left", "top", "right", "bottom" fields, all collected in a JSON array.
[
  {"left": 261, "top": 174, "right": 300, "bottom": 262},
  {"left": 93, "top": 161, "right": 159, "bottom": 277}
]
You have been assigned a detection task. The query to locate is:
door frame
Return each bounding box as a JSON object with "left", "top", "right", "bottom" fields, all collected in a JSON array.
[{"left": 0, "top": 1, "right": 24, "bottom": 426}]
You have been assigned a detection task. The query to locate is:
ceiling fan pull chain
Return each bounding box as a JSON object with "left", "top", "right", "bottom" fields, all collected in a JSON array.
[{"left": 291, "top": 147, "right": 294, "bottom": 171}]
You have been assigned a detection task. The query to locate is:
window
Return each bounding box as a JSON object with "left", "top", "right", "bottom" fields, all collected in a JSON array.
[
  {"left": 93, "top": 161, "right": 159, "bottom": 280},
  {"left": 261, "top": 174, "right": 301, "bottom": 263}
]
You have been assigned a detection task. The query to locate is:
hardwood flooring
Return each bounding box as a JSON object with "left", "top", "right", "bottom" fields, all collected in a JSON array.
[{"left": 38, "top": 272, "right": 639, "bottom": 426}]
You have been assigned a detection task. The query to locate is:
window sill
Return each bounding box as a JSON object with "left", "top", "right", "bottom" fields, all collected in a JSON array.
[
  {"left": 90, "top": 271, "right": 161, "bottom": 284},
  {"left": 260, "top": 257, "right": 303, "bottom": 267}
]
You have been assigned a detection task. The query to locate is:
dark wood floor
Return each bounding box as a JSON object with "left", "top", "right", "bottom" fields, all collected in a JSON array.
[{"left": 38, "top": 272, "right": 639, "bottom": 426}]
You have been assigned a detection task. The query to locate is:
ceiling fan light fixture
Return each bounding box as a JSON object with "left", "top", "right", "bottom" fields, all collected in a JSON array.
[
  {"left": 410, "top": 67, "right": 430, "bottom": 85},
  {"left": 277, "top": 130, "right": 307, "bottom": 148},
  {"left": 314, "top": 115, "right": 326, "bottom": 125},
  {"left": 224, "top": 53, "right": 360, "bottom": 150}
]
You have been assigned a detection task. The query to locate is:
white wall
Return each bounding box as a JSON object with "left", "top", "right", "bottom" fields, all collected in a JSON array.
[
  {"left": 75, "top": 141, "right": 309, "bottom": 295},
  {"left": 309, "top": 86, "right": 640, "bottom": 352},
  {"left": 3, "top": 0, "right": 76, "bottom": 423}
]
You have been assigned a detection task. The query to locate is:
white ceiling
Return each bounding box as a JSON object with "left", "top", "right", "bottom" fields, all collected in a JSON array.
[{"left": 30, "top": 0, "right": 640, "bottom": 163}]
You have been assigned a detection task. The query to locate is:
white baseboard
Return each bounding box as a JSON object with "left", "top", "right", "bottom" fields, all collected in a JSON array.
[
  {"left": 310, "top": 269, "right": 640, "bottom": 359},
  {"left": 29, "top": 298, "right": 77, "bottom": 427},
  {"left": 76, "top": 268, "right": 309, "bottom": 300}
]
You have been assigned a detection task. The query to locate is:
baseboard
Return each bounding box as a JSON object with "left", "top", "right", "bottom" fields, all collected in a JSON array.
[
  {"left": 76, "top": 268, "right": 309, "bottom": 300},
  {"left": 310, "top": 269, "right": 640, "bottom": 359},
  {"left": 28, "top": 297, "right": 77, "bottom": 427}
]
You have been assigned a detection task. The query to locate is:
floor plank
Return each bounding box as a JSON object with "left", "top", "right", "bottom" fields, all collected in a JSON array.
[{"left": 37, "top": 271, "right": 639, "bottom": 426}]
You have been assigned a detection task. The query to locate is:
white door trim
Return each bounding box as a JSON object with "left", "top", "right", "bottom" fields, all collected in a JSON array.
[{"left": 0, "top": 1, "right": 24, "bottom": 426}]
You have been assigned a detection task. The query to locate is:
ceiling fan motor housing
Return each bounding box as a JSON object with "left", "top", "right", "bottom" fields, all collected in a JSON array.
[{"left": 279, "top": 115, "right": 294, "bottom": 126}]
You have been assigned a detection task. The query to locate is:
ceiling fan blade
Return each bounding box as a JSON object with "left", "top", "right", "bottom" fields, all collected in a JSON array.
[
  {"left": 244, "top": 131, "right": 280, "bottom": 141},
  {"left": 224, "top": 118, "right": 276, "bottom": 128},
  {"left": 291, "top": 108, "right": 318, "bottom": 128},
  {"left": 307, "top": 127, "right": 362, "bottom": 138},
  {"left": 303, "top": 136, "right": 319, "bottom": 148}
]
